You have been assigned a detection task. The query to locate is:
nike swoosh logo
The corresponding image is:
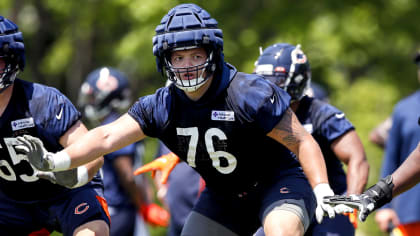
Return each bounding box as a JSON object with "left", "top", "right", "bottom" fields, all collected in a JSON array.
[
  {"left": 270, "top": 95, "right": 275, "bottom": 104},
  {"left": 335, "top": 113, "right": 345, "bottom": 119},
  {"left": 56, "top": 107, "right": 63, "bottom": 120}
]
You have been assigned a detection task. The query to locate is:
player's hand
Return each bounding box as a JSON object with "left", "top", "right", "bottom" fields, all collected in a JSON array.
[
  {"left": 323, "top": 175, "right": 394, "bottom": 222},
  {"left": 134, "top": 152, "right": 180, "bottom": 184},
  {"left": 140, "top": 203, "right": 170, "bottom": 227},
  {"left": 323, "top": 194, "right": 374, "bottom": 222},
  {"left": 313, "top": 183, "right": 337, "bottom": 223},
  {"left": 36, "top": 166, "right": 89, "bottom": 189},
  {"left": 15, "top": 135, "right": 55, "bottom": 171}
]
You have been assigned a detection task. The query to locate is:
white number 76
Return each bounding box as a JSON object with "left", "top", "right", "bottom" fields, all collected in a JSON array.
[{"left": 176, "top": 127, "right": 237, "bottom": 174}]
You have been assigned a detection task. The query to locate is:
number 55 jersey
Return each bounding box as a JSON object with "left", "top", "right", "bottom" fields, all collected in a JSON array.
[{"left": 0, "top": 79, "right": 103, "bottom": 202}]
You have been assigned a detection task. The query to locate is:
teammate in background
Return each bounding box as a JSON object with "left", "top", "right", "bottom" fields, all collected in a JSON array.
[
  {"left": 0, "top": 16, "right": 110, "bottom": 235},
  {"left": 17, "top": 4, "right": 351, "bottom": 235},
  {"left": 149, "top": 141, "right": 204, "bottom": 236},
  {"left": 78, "top": 67, "right": 170, "bottom": 236},
  {"left": 325, "top": 51, "right": 420, "bottom": 236},
  {"left": 253, "top": 43, "right": 369, "bottom": 236},
  {"left": 368, "top": 117, "right": 392, "bottom": 149},
  {"left": 371, "top": 50, "right": 420, "bottom": 235}
]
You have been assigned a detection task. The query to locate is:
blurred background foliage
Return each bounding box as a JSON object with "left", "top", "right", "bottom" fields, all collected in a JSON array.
[{"left": 1, "top": 0, "right": 419, "bottom": 235}]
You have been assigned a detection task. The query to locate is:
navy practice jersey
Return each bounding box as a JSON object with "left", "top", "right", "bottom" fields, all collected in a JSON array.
[
  {"left": 129, "top": 63, "right": 302, "bottom": 196},
  {"left": 156, "top": 141, "right": 202, "bottom": 236},
  {"left": 295, "top": 96, "right": 354, "bottom": 194},
  {"left": 101, "top": 112, "right": 145, "bottom": 207},
  {"left": 0, "top": 79, "right": 102, "bottom": 202}
]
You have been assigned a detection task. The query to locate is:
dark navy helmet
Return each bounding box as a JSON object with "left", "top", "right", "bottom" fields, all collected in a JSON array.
[
  {"left": 255, "top": 43, "right": 311, "bottom": 101},
  {"left": 153, "top": 3, "right": 224, "bottom": 92},
  {"left": 0, "top": 16, "right": 25, "bottom": 93},
  {"left": 78, "top": 67, "right": 131, "bottom": 121}
]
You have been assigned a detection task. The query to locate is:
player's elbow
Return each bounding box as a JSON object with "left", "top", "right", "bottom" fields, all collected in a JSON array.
[{"left": 95, "top": 126, "right": 116, "bottom": 152}]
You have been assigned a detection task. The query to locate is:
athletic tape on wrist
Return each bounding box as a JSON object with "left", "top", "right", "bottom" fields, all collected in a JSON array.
[
  {"left": 73, "top": 166, "right": 89, "bottom": 188},
  {"left": 53, "top": 151, "right": 72, "bottom": 171}
]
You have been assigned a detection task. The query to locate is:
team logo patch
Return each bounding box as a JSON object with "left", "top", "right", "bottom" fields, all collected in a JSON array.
[
  {"left": 11, "top": 117, "right": 35, "bottom": 131},
  {"left": 74, "top": 202, "right": 90, "bottom": 215},
  {"left": 211, "top": 110, "right": 235, "bottom": 121},
  {"left": 280, "top": 187, "right": 290, "bottom": 194}
]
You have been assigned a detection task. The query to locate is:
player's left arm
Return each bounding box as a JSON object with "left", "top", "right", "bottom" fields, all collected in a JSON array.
[
  {"left": 267, "top": 108, "right": 354, "bottom": 222},
  {"left": 267, "top": 108, "right": 328, "bottom": 188},
  {"left": 331, "top": 130, "right": 369, "bottom": 195},
  {"left": 58, "top": 120, "right": 104, "bottom": 181}
]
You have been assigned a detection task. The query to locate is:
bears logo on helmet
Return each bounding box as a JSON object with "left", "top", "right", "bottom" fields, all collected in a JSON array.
[{"left": 255, "top": 43, "right": 311, "bottom": 101}]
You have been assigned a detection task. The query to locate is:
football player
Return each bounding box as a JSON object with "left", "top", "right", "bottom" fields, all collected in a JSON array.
[
  {"left": 253, "top": 43, "right": 369, "bottom": 236},
  {"left": 0, "top": 16, "right": 110, "bottom": 235},
  {"left": 17, "top": 4, "right": 351, "bottom": 235},
  {"left": 78, "top": 67, "right": 169, "bottom": 236}
]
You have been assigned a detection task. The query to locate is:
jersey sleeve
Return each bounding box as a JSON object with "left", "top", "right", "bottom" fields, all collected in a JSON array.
[
  {"left": 317, "top": 105, "right": 354, "bottom": 142},
  {"left": 30, "top": 84, "right": 81, "bottom": 149},
  {"left": 128, "top": 87, "right": 171, "bottom": 138},
  {"left": 230, "top": 74, "right": 291, "bottom": 134}
]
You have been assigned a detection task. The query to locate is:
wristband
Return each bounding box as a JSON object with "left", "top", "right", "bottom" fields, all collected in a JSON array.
[
  {"left": 53, "top": 151, "right": 72, "bottom": 171},
  {"left": 73, "top": 166, "right": 89, "bottom": 188}
]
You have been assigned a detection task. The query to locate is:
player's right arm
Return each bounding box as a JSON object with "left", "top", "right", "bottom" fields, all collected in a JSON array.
[
  {"left": 64, "top": 113, "right": 146, "bottom": 168},
  {"left": 18, "top": 113, "right": 146, "bottom": 171}
]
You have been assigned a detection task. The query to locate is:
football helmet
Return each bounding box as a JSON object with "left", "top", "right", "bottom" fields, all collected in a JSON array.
[
  {"left": 255, "top": 43, "right": 311, "bottom": 101},
  {"left": 153, "top": 3, "right": 224, "bottom": 92},
  {"left": 0, "top": 16, "right": 25, "bottom": 93},
  {"left": 78, "top": 67, "right": 131, "bottom": 121}
]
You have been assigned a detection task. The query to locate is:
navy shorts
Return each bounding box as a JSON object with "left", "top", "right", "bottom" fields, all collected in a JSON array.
[
  {"left": 0, "top": 186, "right": 110, "bottom": 236},
  {"left": 305, "top": 213, "right": 355, "bottom": 236},
  {"left": 191, "top": 172, "right": 316, "bottom": 235}
]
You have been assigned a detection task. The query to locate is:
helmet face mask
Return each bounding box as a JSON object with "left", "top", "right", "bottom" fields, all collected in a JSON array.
[
  {"left": 0, "top": 56, "right": 19, "bottom": 91},
  {"left": 255, "top": 43, "right": 311, "bottom": 101},
  {"left": 153, "top": 4, "right": 223, "bottom": 92},
  {"left": 0, "top": 16, "right": 25, "bottom": 93},
  {"left": 163, "top": 47, "right": 215, "bottom": 92}
]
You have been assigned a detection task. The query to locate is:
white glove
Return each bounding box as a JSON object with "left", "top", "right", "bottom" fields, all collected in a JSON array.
[
  {"left": 36, "top": 166, "right": 89, "bottom": 189},
  {"left": 15, "top": 135, "right": 71, "bottom": 171},
  {"left": 313, "top": 183, "right": 336, "bottom": 223}
]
